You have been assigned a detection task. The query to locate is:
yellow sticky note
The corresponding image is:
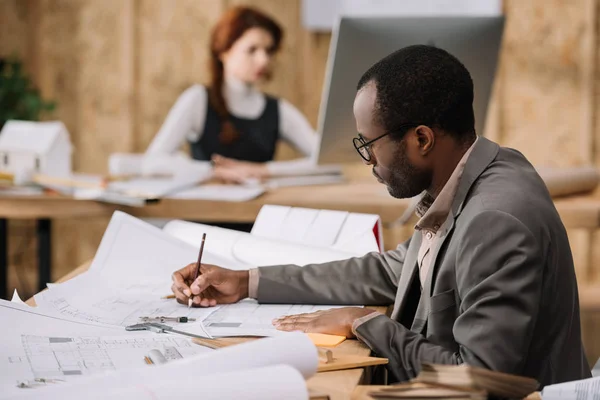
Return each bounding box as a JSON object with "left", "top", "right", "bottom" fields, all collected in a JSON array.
[{"left": 307, "top": 333, "right": 346, "bottom": 347}]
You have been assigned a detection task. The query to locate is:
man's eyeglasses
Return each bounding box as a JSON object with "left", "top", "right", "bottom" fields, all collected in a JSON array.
[{"left": 352, "top": 123, "right": 420, "bottom": 162}]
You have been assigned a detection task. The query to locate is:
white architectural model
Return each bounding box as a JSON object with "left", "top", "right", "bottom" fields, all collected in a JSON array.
[{"left": 0, "top": 120, "right": 72, "bottom": 178}]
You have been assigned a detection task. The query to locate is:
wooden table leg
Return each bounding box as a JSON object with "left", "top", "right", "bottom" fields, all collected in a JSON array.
[{"left": 37, "top": 219, "right": 51, "bottom": 292}]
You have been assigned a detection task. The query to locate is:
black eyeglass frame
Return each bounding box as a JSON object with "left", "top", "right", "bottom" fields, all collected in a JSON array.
[{"left": 352, "top": 123, "right": 422, "bottom": 162}]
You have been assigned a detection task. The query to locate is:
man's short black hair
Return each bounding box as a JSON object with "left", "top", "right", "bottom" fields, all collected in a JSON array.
[{"left": 357, "top": 45, "right": 476, "bottom": 141}]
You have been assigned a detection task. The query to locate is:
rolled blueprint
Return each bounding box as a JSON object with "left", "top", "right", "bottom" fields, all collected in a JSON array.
[{"left": 536, "top": 166, "right": 599, "bottom": 198}]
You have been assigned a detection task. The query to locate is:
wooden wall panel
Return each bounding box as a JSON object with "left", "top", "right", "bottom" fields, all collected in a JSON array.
[
  {"left": 76, "top": 0, "right": 135, "bottom": 173},
  {"left": 135, "top": 0, "right": 226, "bottom": 152},
  {"left": 0, "top": 0, "right": 29, "bottom": 61},
  {"left": 500, "top": 0, "right": 596, "bottom": 167}
]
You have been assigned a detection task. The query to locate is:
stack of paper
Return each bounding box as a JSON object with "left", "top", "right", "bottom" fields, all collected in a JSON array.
[
  {"left": 413, "top": 363, "right": 539, "bottom": 399},
  {"left": 33, "top": 211, "right": 364, "bottom": 340},
  {"left": 366, "top": 382, "right": 486, "bottom": 399},
  {"left": 0, "top": 208, "right": 379, "bottom": 397}
]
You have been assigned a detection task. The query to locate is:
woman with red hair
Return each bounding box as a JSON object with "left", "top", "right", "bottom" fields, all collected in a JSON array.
[{"left": 145, "top": 6, "right": 317, "bottom": 183}]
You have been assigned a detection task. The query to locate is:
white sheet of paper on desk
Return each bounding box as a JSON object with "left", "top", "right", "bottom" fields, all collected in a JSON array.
[
  {"left": 162, "top": 220, "right": 252, "bottom": 270},
  {"left": 34, "top": 273, "right": 216, "bottom": 333},
  {"left": 269, "top": 162, "right": 342, "bottom": 177},
  {"left": 333, "top": 213, "right": 382, "bottom": 253},
  {"left": 233, "top": 235, "right": 356, "bottom": 266},
  {"left": 264, "top": 173, "right": 344, "bottom": 189},
  {"left": 14, "top": 365, "right": 308, "bottom": 400},
  {"left": 164, "top": 219, "right": 357, "bottom": 267},
  {"left": 303, "top": 209, "right": 349, "bottom": 247},
  {"left": 107, "top": 175, "right": 205, "bottom": 198},
  {"left": 167, "top": 184, "right": 265, "bottom": 201},
  {"left": 197, "top": 299, "right": 348, "bottom": 337},
  {"left": 0, "top": 300, "right": 126, "bottom": 398},
  {"left": 0, "top": 300, "right": 213, "bottom": 399},
  {"left": 12, "top": 333, "right": 316, "bottom": 400},
  {"left": 91, "top": 211, "right": 246, "bottom": 280},
  {"left": 253, "top": 206, "right": 351, "bottom": 247},
  {"left": 541, "top": 376, "right": 600, "bottom": 400},
  {"left": 278, "top": 207, "right": 319, "bottom": 242},
  {"left": 252, "top": 205, "right": 381, "bottom": 253},
  {"left": 250, "top": 205, "right": 291, "bottom": 238}
]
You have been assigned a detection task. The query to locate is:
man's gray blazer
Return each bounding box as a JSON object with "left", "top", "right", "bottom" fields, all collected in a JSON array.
[{"left": 255, "top": 137, "right": 591, "bottom": 386}]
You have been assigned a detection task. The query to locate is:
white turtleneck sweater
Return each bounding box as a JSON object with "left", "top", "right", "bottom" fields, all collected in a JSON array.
[{"left": 145, "top": 76, "right": 318, "bottom": 175}]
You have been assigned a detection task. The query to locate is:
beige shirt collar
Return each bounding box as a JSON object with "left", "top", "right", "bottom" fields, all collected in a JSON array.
[{"left": 415, "top": 137, "right": 478, "bottom": 233}]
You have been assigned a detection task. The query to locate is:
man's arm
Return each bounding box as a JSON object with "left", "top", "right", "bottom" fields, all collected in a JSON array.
[
  {"left": 256, "top": 238, "right": 412, "bottom": 305},
  {"left": 355, "top": 210, "right": 543, "bottom": 382}
]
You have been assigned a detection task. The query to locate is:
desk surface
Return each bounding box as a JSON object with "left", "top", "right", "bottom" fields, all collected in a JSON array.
[
  {"left": 26, "top": 262, "right": 380, "bottom": 400},
  {"left": 1, "top": 183, "right": 599, "bottom": 228},
  {"left": 0, "top": 180, "right": 410, "bottom": 223}
]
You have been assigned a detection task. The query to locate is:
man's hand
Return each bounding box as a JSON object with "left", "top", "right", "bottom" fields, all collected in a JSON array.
[
  {"left": 272, "top": 307, "right": 378, "bottom": 338},
  {"left": 171, "top": 263, "right": 249, "bottom": 307}
]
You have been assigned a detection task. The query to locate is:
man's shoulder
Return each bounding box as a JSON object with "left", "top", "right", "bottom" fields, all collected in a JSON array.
[{"left": 459, "top": 146, "right": 559, "bottom": 231}]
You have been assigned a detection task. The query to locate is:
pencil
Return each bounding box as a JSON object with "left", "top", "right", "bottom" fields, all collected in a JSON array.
[
  {"left": 161, "top": 294, "right": 176, "bottom": 299},
  {"left": 144, "top": 356, "right": 153, "bottom": 365},
  {"left": 189, "top": 233, "right": 207, "bottom": 308}
]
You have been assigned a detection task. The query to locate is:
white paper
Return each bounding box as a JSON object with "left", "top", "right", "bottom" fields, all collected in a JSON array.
[
  {"left": 91, "top": 211, "right": 245, "bottom": 281},
  {"left": 200, "top": 299, "right": 347, "bottom": 337},
  {"left": 163, "top": 219, "right": 250, "bottom": 268},
  {"left": 0, "top": 300, "right": 127, "bottom": 398},
  {"left": 278, "top": 207, "right": 319, "bottom": 242},
  {"left": 541, "top": 376, "right": 600, "bottom": 400},
  {"left": 107, "top": 175, "right": 205, "bottom": 198},
  {"left": 11, "top": 289, "right": 28, "bottom": 306},
  {"left": 264, "top": 173, "right": 344, "bottom": 189},
  {"left": 34, "top": 273, "right": 215, "bottom": 334},
  {"left": 303, "top": 209, "right": 349, "bottom": 247},
  {"left": 252, "top": 205, "right": 380, "bottom": 253},
  {"left": 269, "top": 162, "right": 342, "bottom": 177},
  {"left": 251, "top": 205, "right": 292, "bottom": 238},
  {"left": 0, "top": 300, "right": 212, "bottom": 399},
  {"left": 333, "top": 212, "right": 381, "bottom": 253},
  {"left": 233, "top": 235, "right": 356, "bottom": 266},
  {"left": 10, "top": 333, "right": 317, "bottom": 400},
  {"left": 165, "top": 219, "right": 357, "bottom": 267},
  {"left": 167, "top": 184, "right": 265, "bottom": 201},
  {"left": 13, "top": 365, "right": 308, "bottom": 400},
  {"left": 108, "top": 152, "right": 213, "bottom": 179},
  {"left": 14, "top": 333, "right": 210, "bottom": 378}
]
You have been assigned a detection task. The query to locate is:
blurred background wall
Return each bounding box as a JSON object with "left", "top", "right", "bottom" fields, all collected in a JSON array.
[{"left": 1, "top": 0, "right": 600, "bottom": 360}]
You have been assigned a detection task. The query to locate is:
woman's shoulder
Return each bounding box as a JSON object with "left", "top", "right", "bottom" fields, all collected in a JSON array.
[
  {"left": 173, "top": 84, "right": 208, "bottom": 108},
  {"left": 181, "top": 84, "right": 208, "bottom": 97}
]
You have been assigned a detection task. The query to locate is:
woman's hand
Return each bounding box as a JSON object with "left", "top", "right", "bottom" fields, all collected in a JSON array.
[{"left": 212, "top": 154, "right": 269, "bottom": 183}]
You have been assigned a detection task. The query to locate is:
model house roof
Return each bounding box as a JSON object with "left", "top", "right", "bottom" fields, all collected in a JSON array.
[{"left": 0, "top": 120, "right": 71, "bottom": 155}]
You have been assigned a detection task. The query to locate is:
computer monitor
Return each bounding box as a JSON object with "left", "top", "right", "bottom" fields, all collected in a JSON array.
[{"left": 316, "top": 16, "right": 504, "bottom": 164}]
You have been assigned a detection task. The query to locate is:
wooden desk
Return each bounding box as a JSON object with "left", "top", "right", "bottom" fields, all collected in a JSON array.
[
  {"left": 3, "top": 185, "right": 600, "bottom": 298},
  {"left": 26, "top": 261, "right": 383, "bottom": 400}
]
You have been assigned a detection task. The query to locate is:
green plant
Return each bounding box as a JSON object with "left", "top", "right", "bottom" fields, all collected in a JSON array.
[{"left": 0, "top": 57, "right": 56, "bottom": 130}]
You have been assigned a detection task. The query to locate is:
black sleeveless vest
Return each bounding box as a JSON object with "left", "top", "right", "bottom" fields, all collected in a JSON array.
[{"left": 189, "top": 93, "right": 280, "bottom": 163}]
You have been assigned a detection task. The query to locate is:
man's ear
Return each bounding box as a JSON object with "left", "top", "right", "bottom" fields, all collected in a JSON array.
[{"left": 415, "top": 126, "right": 435, "bottom": 155}]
